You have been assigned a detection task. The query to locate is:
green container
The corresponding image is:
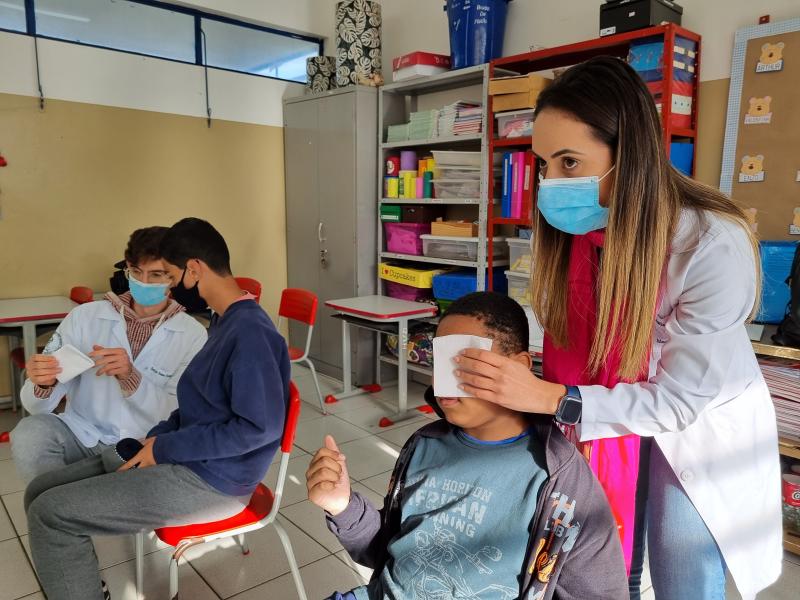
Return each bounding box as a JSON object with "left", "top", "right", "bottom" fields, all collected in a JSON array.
[
  {"left": 436, "top": 298, "right": 453, "bottom": 315},
  {"left": 380, "top": 204, "right": 402, "bottom": 222}
]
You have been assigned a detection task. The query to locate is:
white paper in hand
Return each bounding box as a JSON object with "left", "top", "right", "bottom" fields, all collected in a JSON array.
[
  {"left": 433, "top": 334, "right": 493, "bottom": 398},
  {"left": 51, "top": 344, "right": 95, "bottom": 383}
]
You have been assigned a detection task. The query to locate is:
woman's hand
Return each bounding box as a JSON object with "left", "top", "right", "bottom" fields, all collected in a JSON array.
[{"left": 455, "top": 348, "right": 566, "bottom": 415}]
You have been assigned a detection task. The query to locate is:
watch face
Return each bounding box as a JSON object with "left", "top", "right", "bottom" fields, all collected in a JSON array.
[{"left": 557, "top": 396, "right": 582, "bottom": 425}]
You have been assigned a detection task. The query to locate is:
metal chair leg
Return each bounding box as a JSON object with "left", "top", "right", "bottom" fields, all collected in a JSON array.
[
  {"left": 135, "top": 532, "right": 144, "bottom": 600},
  {"left": 237, "top": 533, "right": 250, "bottom": 555},
  {"left": 8, "top": 359, "right": 18, "bottom": 413},
  {"left": 303, "top": 358, "right": 326, "bottom": 415},
  {"left": 274, "top": 519, "right": 308, "bottom": 600},
  {"left": 169, "top": 555, "right": 179, "bottom": 599}
]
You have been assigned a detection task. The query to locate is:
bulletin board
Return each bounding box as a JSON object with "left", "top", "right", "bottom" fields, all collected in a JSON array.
[{"left": 720, "top": 18, "right": 800, "bottom": 240}]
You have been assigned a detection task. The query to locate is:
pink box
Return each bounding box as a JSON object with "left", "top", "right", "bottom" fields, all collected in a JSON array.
[
  {"left": 384, "top": 222, "right": 431, "bottom": 255},
  {"left": 384, "top": 281, "right": 432, "bottom": 302}
]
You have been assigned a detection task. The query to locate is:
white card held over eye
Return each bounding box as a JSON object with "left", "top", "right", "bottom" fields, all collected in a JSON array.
[
  {"left": 51, "top": 344, "right": 95, "bottom": 383},
  {"left": 433, "top": 334, "right": 493, "bottom": 398}
]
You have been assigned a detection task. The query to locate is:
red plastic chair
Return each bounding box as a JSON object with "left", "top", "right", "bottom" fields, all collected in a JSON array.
[
  {"left": 278, "top": 288, "right": 325, "bottom": 414},
  {"left": 134, "top": 381, "right": 307, "bottom": 600},
  {"left": 234, "top": 277, "right": 262, "bottom": 303}
]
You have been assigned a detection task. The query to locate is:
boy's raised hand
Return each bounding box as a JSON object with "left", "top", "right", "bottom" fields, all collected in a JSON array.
[{"left": 306, "top": 435, "right": 351, "bottom": 516}]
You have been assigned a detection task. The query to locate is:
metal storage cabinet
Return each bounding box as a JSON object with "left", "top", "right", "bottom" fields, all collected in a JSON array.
[{"left": 283, "top": 86, "right": 377, "bottom": 382}]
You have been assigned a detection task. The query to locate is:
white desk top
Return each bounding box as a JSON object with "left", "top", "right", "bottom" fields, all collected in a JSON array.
[
  {"left": 325, "top": 295, "right": 438, "bottom": 321},
  {"left": 0, "top": 296, "right": 77, "bottom": 324}
]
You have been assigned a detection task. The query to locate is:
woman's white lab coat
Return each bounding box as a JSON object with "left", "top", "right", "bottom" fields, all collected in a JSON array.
[
  {"left": 578, "top": 209, "right": 783, "bottom": 600},
  {"left": 21, "top": 299, "right": 207, "bottom": 447}
]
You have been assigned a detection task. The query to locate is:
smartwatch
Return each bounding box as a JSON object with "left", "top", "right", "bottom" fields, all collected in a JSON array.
[{"left": 554, "top": 385, "right": 582, "bottom": 426}]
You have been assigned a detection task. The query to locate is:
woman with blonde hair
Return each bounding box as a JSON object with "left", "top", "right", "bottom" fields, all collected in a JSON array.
[{"left": 455, "top": 56, "right": 782, "bottom": 600}]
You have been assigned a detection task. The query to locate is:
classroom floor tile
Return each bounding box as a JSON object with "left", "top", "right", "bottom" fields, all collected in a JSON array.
[{"left": 0, "top": 538, "right": 39, "bottom": 600}]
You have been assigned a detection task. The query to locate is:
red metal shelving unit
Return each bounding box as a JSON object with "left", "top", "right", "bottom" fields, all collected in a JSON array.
[{"left": 486, "top": 23, "right": 702, "bottom": 289}]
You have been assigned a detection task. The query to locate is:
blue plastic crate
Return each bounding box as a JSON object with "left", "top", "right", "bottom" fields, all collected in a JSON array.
[
  {"left": 628, "top": 36, "right": 697, "bottom": 83},
  {"left": 433, "top": 268, "right": 508, "bottom": 301},
  {"left": 758, "top": 241, "right": 798, "bottom": 324},
  {"left": 670, "top": 142, "right": 694, "bottom": 176}
]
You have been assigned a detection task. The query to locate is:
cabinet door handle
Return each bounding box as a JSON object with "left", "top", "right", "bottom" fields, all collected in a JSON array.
[{"left": 318, "top": 222, "right": 326, "bottom": 243}]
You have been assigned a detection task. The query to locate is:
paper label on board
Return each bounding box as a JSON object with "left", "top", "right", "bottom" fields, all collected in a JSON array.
[
  {"left": 739, "top": 172, "right": 765, "bottom": 183},
  {"left": 756, "top": 60, "right": 784, "bottom": 72},
  {"left": 600, "top": 26, "right": 616, "bottom": 37},
  {"left": 744, "top": 114, "right": 772, "bottom": 125}
]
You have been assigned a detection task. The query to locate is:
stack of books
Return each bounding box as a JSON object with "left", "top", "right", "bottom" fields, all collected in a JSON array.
[
  {"left": 760, "top": 359, "right": 800, "bottom": 439},
  {"left": 453, "top": 105, "right": 483, "bottom": 136},
  {"left": 437, "top": 101, "right": 481, "bottom": 137},
  {"left": 408, "top": 109, "right": 440, "bottom": 141},
  {"left": 386, "top": 123, "right": 410, "bottom": 143}
]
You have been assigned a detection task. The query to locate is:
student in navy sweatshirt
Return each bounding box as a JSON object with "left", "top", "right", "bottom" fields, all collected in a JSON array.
[{"left": 24, "top": 218, "right": 290, "bottom": 600}]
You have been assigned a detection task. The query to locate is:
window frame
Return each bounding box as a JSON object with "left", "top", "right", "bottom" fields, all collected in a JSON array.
[{"left": 1, "top": 0, "right": 322, "bottom": 84}]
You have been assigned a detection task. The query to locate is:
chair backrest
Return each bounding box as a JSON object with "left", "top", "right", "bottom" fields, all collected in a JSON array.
[
  {"left": 272, "top": 381, "right": 302, "bottom": 515},
  {"left": 278, "top": 288, "right": 318, "bottom": 326},
  {"left": 282, "top": 381, "right": 302, "bottom": 453},
  {"left": 70, "top": 286, "right": 94, "bottom": 304},
  {"left": 234, "top": 277, "right": 262, "bottom": 303}
]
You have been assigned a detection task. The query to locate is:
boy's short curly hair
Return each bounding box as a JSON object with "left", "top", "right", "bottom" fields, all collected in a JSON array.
[{"left": 441, "top": 291, "right": 529, "bottom": 354}]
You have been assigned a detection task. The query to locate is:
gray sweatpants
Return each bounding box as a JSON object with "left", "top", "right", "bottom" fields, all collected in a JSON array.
[
  {"left": 25, "top": 451, "right": 249, "bottom": 600},
  {"left": 11, "top": 413, "right": 111, "bottom": 483}
]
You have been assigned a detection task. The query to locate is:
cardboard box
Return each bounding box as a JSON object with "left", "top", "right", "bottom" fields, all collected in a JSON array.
[
  {"left": 431, "top": 220, "right": 479, "bottom": 237},
  {"left": 392, "top": 51, "right": 452, "bottom": 82},
  {"left": 489, "top": 73, "right": 550, "bottom": 96},
  {"left": 492, "top": 89, "right": 545, "bottom": 112}
]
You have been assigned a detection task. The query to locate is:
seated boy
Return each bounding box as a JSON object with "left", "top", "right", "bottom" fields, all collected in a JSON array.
[
  {"left": 24, "top": 218, "right": 290, "bottom": 600},
  {"left": 306, "top": 292, "right": 627, "bottom": 600}
]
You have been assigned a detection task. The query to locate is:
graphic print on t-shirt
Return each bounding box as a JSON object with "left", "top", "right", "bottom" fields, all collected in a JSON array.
[
  {"left": 368, "top": 430, "right": 548, "bottom": 600},
  {"left": 395, "top": 475, "right": 517, "bottom": 599}
]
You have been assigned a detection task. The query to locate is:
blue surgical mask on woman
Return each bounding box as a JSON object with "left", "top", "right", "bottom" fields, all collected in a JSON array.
[
  {"left": 537, "top": 166, "right": 615, "bottom": 235},
  {"left": 128, "top": 273, "right": 169, "bottom": 306}
]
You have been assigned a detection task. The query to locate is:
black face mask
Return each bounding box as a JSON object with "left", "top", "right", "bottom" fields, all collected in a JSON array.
[{"left": 170, "top": 268, "right": 207, "bottom": 313}]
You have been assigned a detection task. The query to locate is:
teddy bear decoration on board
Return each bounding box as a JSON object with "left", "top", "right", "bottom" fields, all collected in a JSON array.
[
  {"left": 745, "top": 96, "right": 773, "bottom": 124},
  {"left": 756, "top": 41, "right": 785, "bottom": 73},
  {"left": 739, "top": 154, "right": 766, "bottom": 183}
]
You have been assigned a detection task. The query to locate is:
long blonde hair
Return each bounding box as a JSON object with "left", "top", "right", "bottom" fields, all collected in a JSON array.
[{"left": 531, "top": 57, "right": 760, "bottom": 379}]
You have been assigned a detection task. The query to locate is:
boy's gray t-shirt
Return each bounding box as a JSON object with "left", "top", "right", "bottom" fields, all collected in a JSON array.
[{"left": 354, "top": 427, "right": 548, "bottom": 600}]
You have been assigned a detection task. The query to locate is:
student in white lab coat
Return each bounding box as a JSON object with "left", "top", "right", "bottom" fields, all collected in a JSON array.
[
  {"left": 454, "top": 57, "right": 782, "bottom": 600},
  {"left": 11, "top": 227, "right": 207, "bottom": 483}
]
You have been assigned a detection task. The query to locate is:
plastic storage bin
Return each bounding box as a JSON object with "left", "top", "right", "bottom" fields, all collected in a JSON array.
[
  {"left": 496, "top": 109, "right": 534, "bottom": 138},
  {"left": 507, "top": 237, "right": 532, "bottom": 273},
  {"left": 506, "top": 270, "right": 531, "bottom": 307},
  {"left": 421, "top": 235, "right": 507, "bottom": 261},
  {"left": 435, "top": 166, "right": 482, "bottom": 180},
  {"left": 384, "top": 222, "right": 431, "bottom": 255},
  {"left": 384, "top": 281, "right": 433, "bottom": 302},
  {"left": 433, "top": 179, "right": 481, "bottom": 198},
  {"left": 758, "top": 241, "right": 798, "bottom": 323},
  {"left": 431, "top": 150, "right": 503, "bottom": 168},
  {"left": 433, "top": 268, "right": 508, "bottom": 301},
  {"left": 379, "top": 262, "right": 446, "bottom": 288},
  {"left": 670, "top": 142, "right": 694, "bottom": 176}
]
